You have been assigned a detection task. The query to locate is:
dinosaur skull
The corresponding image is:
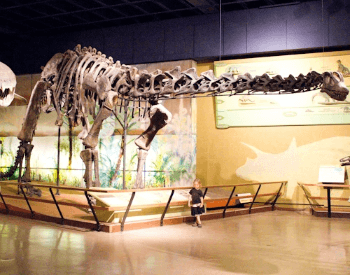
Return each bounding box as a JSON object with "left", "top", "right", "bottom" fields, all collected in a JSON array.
[
  {"left": 321, "top": 72, "right": 349, "bottom": 101},
  {"left": 0, "top": 62, "right": 17, "bottom": 107}
]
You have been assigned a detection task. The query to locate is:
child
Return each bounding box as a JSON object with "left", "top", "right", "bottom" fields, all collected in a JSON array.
[{"left": 188, "top": 178, "right": 204, "bottom": 228}]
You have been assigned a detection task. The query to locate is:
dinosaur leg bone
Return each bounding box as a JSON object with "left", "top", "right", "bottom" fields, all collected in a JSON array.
[
  {"left": 83, "top": 104, "right": 113, "bottom": 149},
  {"left": 17, "top": 80, "right": 49, "bottom": 185},
  {"left": 92, "top": 149, "right": 101, "bottom": 187},
  {"left": 81, "top": 93, "right": 117, "bottom": 188},
  {"left": 80, "top": 148, "right": 100, "bottom": 188},
  {"left": 134, "top": 104, "right": 172, "bottom": 150},
  {"left": 133, "top": 149, "right": 148, "bottom": 189},
  {"left": 18, "top": 80, "right": 49, "bottom": 142},
  {"left": 21, "top": 142, "right": 34, "bottom": 182},
  {"left": 134, "top": 104, "right": 172, "bottom": 188}
]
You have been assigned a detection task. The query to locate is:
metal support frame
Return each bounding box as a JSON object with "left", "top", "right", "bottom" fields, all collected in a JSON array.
[
  {"left": 326, "top": 186, "right": 332, "bottom": 218},
  {"left": 249, "top": 184, "right": 262, "bottom": 214},
  {"left": 160, "top": 189, "right": 175, "bottom": 226},
  {"left": 49, "top": 188, "right": 64, "bottom": 224},
  {"left": 203, "top": 188, "right": 208, "bottom": 199},
  {"left": 56, "top": 126, "right": 61, "bottom": 195},
  {"left": 223, "top": 186, "right": 236, "bottom": 218},
  {"left": 20, "top": 185, "right": 34, "bottom": 218},
  {"left": 0, "top": 191, "right": 9, "bottom": 214},
  {"left": 122, "top": 105, "right": 128, "bottom": 190},
  {"left": 121, "top": 191, "right": 135, "bottom": 232},
  {"left": 299, "top": 184, "right": 314, "bottom": 208},
  {"left": 272, "top": 182, "right": 285, "bottom": 210},
  {"left": 84, "top": 191, "right": 100, "bottom": 231},
  {"left": 17, "top": 151, "right": 24, "bottom": 195}
]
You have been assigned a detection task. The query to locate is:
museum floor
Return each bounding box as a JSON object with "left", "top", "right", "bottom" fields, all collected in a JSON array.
[{"left": 1, "top": 210, "right": 349, "bottom": 275}]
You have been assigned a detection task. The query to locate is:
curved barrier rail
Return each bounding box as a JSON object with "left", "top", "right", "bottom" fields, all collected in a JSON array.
[
  {"left": 0, "top": 181, "right": 286, "bottom": 232},
  {"left": 299, "top": 183, "right": 350, "bottom": 218}
]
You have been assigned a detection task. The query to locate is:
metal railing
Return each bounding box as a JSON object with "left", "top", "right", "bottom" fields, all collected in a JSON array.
[
  {"left": 299, "top": 183, "right": 350, "bottom": 218},
  {"left": 0, "top": 180, "right": 287, "bottom": 231}
]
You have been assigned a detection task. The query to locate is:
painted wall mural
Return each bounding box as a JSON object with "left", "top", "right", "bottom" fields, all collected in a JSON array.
[
  {"left": 214, "top": 51, "right": 350, "bottom": 128},
  {"left": 236, "top": 136, "right": 350, "bottom": 200},
  {"left": 0, "top": 101, "right": 196, "bottom": 188}
]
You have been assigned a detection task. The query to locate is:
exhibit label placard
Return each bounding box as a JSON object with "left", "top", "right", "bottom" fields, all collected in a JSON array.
[{"left": 318, "top": 166, "right": 345, "bottom": 183}]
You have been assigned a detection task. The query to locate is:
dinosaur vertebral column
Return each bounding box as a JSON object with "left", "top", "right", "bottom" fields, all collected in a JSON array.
[{"left": 2, "top": 45, "right": 348, "bottom": 190}]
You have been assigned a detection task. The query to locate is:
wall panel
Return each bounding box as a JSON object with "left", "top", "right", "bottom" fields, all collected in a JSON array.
[
  {"left": 287, "top": 1, "right": 328, "bottom": 50},
  {"left": 328, "top": 6, "right": 350, "bottom": 47},
  {"left": 164, "top": 23, "right": 194, "bottom": 61},
  {"left": 133, "top": 22, "right": 165, "bottom": 63},
  {"left": 194, "top": 19, "right": 221, "bottom": 58},
  {"left": 223, "top": 10, "right": 248, "bottom": 56},
  {"left": 247, "top": 7, "right": 288, "bottom": 53}
]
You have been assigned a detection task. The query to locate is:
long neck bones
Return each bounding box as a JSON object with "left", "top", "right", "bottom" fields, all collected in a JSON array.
[{"left": 41, "top": 45, "right": 349, "bottom": 126}]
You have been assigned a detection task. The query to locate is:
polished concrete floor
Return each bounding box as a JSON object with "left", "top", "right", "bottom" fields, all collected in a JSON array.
[{"left": 1, "top": 211, "right": 350, "bottom": 275}]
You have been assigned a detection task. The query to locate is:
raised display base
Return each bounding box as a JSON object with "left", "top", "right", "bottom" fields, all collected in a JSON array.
[
  {"left": 0, "top": 180, "right": 277, "bottom": 232},
  {"left": 88, "top": 189, "right": 194, "bottom": 223},
  {"left": 312, "top": 207, "right": 350, "bottom": 218}
]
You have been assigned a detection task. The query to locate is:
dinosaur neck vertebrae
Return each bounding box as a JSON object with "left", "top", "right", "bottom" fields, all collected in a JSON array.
[{"left": 42, "top": 45, "right": 348, "bottom": 128}]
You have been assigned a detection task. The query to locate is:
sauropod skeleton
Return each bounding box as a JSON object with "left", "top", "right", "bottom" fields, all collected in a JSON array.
[{"left": 1, "top": 45, "right": 349, "bottom": 191}]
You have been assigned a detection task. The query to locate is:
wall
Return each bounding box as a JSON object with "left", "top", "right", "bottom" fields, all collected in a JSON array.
[{"left": 4, "top": 0, "right": 350, "bottom": 75}]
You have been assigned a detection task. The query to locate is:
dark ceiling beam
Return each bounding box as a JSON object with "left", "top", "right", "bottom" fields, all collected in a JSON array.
[
  {"left": 12, "top": 0, "right": 153, "bottom": 24},
  {"left": 28, "top": 5, "right": 207, "bottom": 34},
  {"left": 122, "top": 0, "right": 152, "bottom": 22},
  {"left": 25, "top": 4, "right": 72, "bottom": 28},
  {"left": 68, "top": 0, "right": 105, "bottom": 21},
  {"left": 93, "top": 0, "right": 130, "bottom": 19},
  {"left": 184, "top": 0, "right": 219, "bottom": 13},
  {"left": 0, "top": 7, "right": 40, "bottom": 33},
  {"left": 0, "top": 0, "right": 58, "bottom": 11}
]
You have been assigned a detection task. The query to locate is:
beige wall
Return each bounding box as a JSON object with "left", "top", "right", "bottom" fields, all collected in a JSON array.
[{"left": 196, "top": 62, "right": 350, "bottom": 207}]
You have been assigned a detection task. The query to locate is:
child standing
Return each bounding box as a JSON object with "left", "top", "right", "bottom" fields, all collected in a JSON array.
[{"left": 188, "top": 178, "right": 204, "bottom": 228}]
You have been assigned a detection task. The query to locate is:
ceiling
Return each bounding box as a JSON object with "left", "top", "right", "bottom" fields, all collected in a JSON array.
[{"left": 0, "top": 0, "right": 313, "bottom": 39}]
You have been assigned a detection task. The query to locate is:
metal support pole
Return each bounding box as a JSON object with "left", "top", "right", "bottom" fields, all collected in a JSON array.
[
  {"left": 84, "top": 191, "right": 100, "bottom": 231},
  {"left": 56, "top": 126, "right": 61, "bottom": 195},
  {"left": 326, "top": 186, "right": 332, "bottom": 218},
  {"left": 20, "top": 185, "right": 34, "bottom": 218},
  {"left": 49, "top": 188, "right": 64, "bottom": 224},
  {"left": 160, "top": 190, "right": 175, "bottom": 226},
  {"left": 121, "top": 191, "right": 135, "bottom": 232},
  {"left": 17, "top": 151, "right": 24, "bottom": 194},
  {"left": 122, "top": 105, "right": 128, "bottom": 190},
  {"left": 299, "top": 184, "right": 314, "bottom": 208},
  {"left": 0, "top": 191, "right": 9, "bottom": 214},
  {"left": 249, "top": 184, "right": 261, "bottom": 214},
  {"left": 272, "top": 182, "right": 285, "bottom": 210},
  {"left": 223, "top": 186, "right": 236, "bottom": 218},
  {"left": 203, "top": 188, "right": 208, "bottom": 199}
]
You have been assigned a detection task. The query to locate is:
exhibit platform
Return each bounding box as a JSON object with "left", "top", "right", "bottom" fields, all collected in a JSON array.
[
  {"left": 0, "top": 180, "right": 285, "bottom": 232},
  {"left": 299, "top": 183, "right": 350, "bottom": 219},
  {"left": 311, "top": 207, "right": 350, "bottom": 218}
]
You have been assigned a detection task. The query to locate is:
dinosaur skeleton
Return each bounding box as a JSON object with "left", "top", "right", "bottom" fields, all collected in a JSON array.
[{"left": 0, "top": 45, "right": 349, "bottom": 191}]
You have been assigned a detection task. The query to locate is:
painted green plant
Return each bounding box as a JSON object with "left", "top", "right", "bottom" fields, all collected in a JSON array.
[
  {"left": 0, "top": 137, "right": 19, "bottom": 180},
  {"left": 0, "top": 99, "right": 197, "bottom": 189},
  {"left": 99, "top": 106, "right": 141, "bottom": 189}
]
